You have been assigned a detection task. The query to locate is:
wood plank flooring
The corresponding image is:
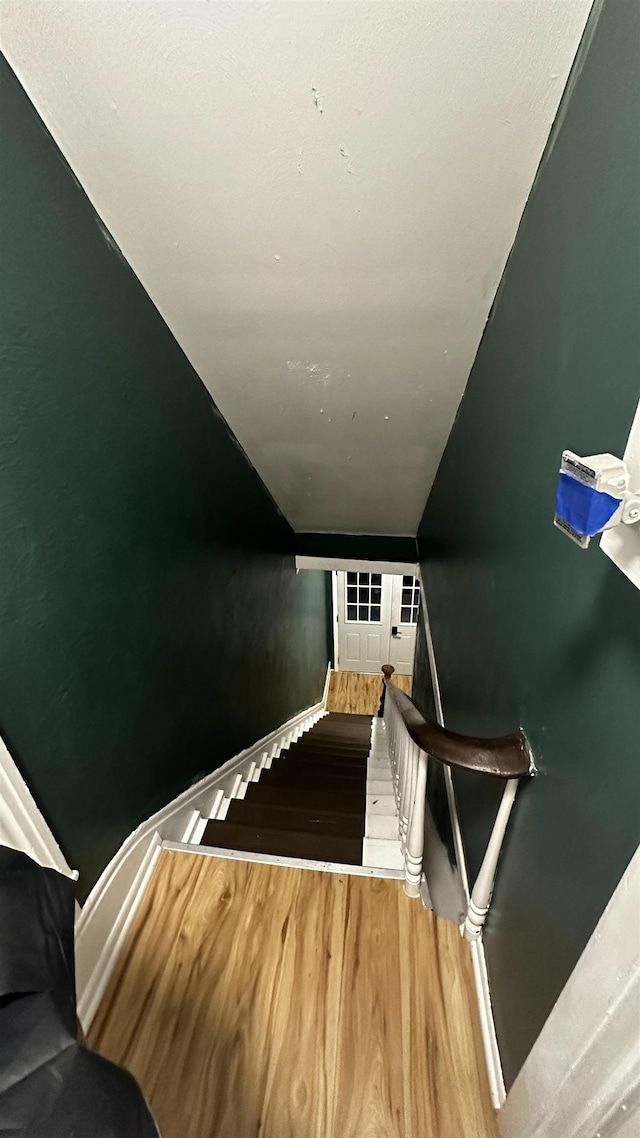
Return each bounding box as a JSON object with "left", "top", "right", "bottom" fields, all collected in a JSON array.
[
  {"left": 327, "top": 670, "right": 413, "bottom": 715},
  {"left": 89, "top": 851, "right": 498, "bottom": 1138}
]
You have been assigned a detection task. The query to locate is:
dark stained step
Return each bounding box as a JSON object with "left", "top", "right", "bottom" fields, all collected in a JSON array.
[
  {"left": 287, "top": 741, "right": 370, "bottom": 757},
  {"left": 309, "top": 730, "right": 371, "bottom": 745},
  {"left": 306, "top": 736, "right": 370, "bottom": 749},
  {"left": 278, "top": 749, "right": 368, "bottom": 767},
  {"left": 320, "top": 712, "right": 372, "bottom": 724},
  {"left": 271, "top": 762, "right": 367, "bottom": 780},
  {"left": 312, "top": 723, "right": 371, "bottom": 738},
  {"left": 245, "top": 783, "right": 365, "bottom": 814},
  {"left": 297, "top": 747, "right": 368, "bottom": 755},
  {"left": 289, "top": 736, "right": 369, "bottom": 751},
  {"left": 308, "top": 718, "right": 371, "bottom": 731},
  {"left": 257, "top": 780, "right": 365, "bottom": 797},
  {"left": 198, "top": 712, "right": 372, "bottom": 865},
  {"left": 274, "top": 764, "right": 367, "bottom": 779},
  {"left": 299, "top": 720, "right": 371, "bottom": 734},
  {"left": 291, "top": 737, "right": 368, "bottom": 747},
  {"left": 287, "top": 738, "right": 367, "bottom": 751},
  {"left": 259, "top": 767, "right": 365, "bottom": 788},
  {"left": 225, "top": 800, "right": 364, "bottom": 837},
  {"left": 256, "top": 781, "right": 364, "bottom": 799},
  {"left": 313, "top": 719, "right": 371, "bottom": 731},
  {"left": 201, "top": 819, "right": 363, "bottom": 865}
]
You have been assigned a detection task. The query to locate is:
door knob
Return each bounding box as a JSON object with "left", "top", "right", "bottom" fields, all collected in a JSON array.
[{"left": 391, "top": 626, "right": 400, "bottom": 637}]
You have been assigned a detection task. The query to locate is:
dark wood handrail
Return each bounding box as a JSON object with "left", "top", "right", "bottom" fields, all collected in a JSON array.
[{"left": 381, "top": 665, "right": 534, "bottom": 779}]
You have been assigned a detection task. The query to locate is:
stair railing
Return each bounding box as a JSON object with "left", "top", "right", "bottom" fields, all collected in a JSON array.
[{"left": 379, "top": 664, "right": 535, "bottom": 939}]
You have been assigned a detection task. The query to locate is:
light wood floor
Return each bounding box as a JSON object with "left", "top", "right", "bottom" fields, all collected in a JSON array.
[
  {"left": 89, "top": 851, "right": 498, "bottom": 1138},
  {"left": 327, "top": 670, "right": 412, "bottom": 715}
]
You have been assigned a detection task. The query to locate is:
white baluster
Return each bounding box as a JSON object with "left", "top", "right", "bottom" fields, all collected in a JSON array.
[
  {"left": 404, "top": 749, "right": 428, "bottom": 897},
  {"left": 398, "top": 728, "right": 407, "bottom": 846},
  {"left": 392, "top": 714, "right": 398, "bottom": 803},
  {"left": 396, "top": 723, "right": 403, "bottom": 843},
  {"left": 463, "top": 778, "right": 519, "bottom": 941},
  {"left": 397, "top": 729, "right": 407, "bottom": 843}
]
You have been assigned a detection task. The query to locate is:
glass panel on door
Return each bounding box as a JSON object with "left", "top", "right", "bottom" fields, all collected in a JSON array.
[
  {"left": 399, "top": 575, "right": 420, "bottom": 624},
  {"left": 345, "top": 572, "right": 383, "bottom": 624}
]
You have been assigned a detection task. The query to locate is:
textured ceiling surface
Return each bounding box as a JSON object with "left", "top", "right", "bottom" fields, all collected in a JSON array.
[{"left": 1, "top": 1, "right": 591, "bottom": 534}]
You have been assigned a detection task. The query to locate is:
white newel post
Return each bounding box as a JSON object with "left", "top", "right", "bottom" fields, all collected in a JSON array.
[{"left": 463, "top": 778, "right": 520, "bottom": 941}]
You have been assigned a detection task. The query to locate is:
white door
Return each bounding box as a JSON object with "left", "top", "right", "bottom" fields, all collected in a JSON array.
[
  {"left": 335, "top": 571, "right": 420, "bottom": 675},
  {"left": 388, "top": 575, "right": 420, "bottom": 675},
  {"left": 336, "top": 571, "right": 392, "bottom": 673}
]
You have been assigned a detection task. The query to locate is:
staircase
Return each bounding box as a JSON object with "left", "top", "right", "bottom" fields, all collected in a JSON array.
[{"left": 200, "top": 712, "right": 371, "bottom": 864}]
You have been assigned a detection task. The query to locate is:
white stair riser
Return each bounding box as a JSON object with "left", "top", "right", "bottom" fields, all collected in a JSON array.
[
  {"left": 366, "top": 794, "right": 397, "bottom": 815},
  {"left": 363, "top": 718, "right": 403, "bottom": 870},
  {"left": 362, "top": 838, "right": 404, "bottom": 871},
  {"left": 367, "top": 778, "right": 394, "bottom": 793},
  {"left": 365, "top": 814, "right": 399, "bottom": 841}
]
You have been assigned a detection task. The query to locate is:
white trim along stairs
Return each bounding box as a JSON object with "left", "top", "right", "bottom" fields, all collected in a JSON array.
[
  {"left": 415, "top": 571, "right": 506, "bottom": 1108},
  {"left": 0, "top": 733, "right": 76, "bottom": 880},
  {"left": 75, "top": 665, "right": 332, "bottom": 1030}
]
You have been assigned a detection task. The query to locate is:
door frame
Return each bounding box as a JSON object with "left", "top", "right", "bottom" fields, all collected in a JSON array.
[
  {"left": 296, "top": 555, "right": 419, "bottom": 673},
  {"left": 331, "top": 569, "right": 340, "bottom": 668}
]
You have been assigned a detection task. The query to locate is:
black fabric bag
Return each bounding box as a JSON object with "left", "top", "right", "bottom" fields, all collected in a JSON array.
[{"left": 0, "top": 845, "right": 159, "bottom": 1137}]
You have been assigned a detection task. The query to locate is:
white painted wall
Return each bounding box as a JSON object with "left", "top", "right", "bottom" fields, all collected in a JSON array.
[
  {"left": 500, "top": 845, "right": 640, "bottom": 1138},
  {"left": 601, "top": 398, "right": 640, "bottom": 589},
  {"left": 1, "top": 0, "right": 591, "bottom": 535}
]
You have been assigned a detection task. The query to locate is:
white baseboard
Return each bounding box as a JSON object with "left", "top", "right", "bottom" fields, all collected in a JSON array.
[
  {"left": 470, "top": 937, "right": 506, "bottom": 1109},
  {"left": 75, "top": 669, "right": 331, "bottom": 1031},
  {"left": 77, "top": 832, "right": 163, "bottom": 1029},
  {"left": 416, "top": 572, "right": 504, "bottom": 1104},
  {"left": 331, "top": 570, "right": 340, "bottom": 670},
  {"left": 0, "top": 733, "right": 76, "bottom": 880},
  {"left": 322, "top": 660, "right": 332, "bottom": 707}
]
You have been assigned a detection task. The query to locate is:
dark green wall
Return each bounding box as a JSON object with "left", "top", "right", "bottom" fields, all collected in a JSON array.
[
  {"left": 417, "top": 0, "right": 640, "bottom": 1088},
  {"left": 0, "top": 56, "right": 331, "bottom": 900}
]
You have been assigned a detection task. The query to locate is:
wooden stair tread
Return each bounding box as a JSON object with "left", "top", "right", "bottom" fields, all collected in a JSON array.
[
  {"left": 321, "top": 712, "right": 372, "bottom": 723},
  {"left": 309, "top": 732, "right": 368, "bottom": 741},
  {"left": 245, "top": 783, "right": 365, "bottom": 812},
  {"left": 287, "top": 745, "right": 369, "bottom": 759},
  {"left": 276, "top": 753, "right": 367, "bottom": 769},
  {"left": 284, "top": 737, "right": 366, "bottom": 746},
  {"left": 259, "top": 769, "right": 365, "bottom": 788},
  {"left": 225, "top": 801, "right": 364, "bottom": 836},
  {"left": 312, "top": 722, "right": 371, "bottom": 732},
  {"left": 201, "top": 819, "right": 363, "bottom": 864},
  {"left": 303, "top": 722, "right": 371, "bottom": 734}
]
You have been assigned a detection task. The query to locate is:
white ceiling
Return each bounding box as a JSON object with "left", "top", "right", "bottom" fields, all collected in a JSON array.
[{"left": 1, "top": 1, "right": 591, "bottom": 535}]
